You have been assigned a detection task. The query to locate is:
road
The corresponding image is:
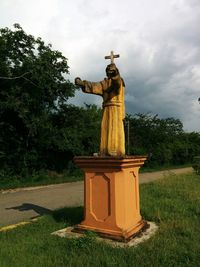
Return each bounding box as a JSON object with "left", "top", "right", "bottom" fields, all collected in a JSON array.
[{"left": 0, "top": 167, "right": 192, "bottom": 227}]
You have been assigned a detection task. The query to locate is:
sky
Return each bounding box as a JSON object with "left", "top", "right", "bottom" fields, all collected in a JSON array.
[{"left": 0, "top": 0, "right": 200, "bottom": 132}]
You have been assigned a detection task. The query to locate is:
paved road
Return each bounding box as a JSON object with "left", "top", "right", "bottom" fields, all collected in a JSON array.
[{"left": 0, "top": 167, "right": 192, "bottom": 227}]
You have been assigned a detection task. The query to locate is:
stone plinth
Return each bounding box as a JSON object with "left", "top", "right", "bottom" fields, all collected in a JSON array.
[{"left": 73, "top": 156, "right": 147, "bottom": 242}]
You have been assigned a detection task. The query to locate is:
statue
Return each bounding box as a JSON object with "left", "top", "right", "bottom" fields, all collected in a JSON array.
[{"left": 75, "top": 51, "right": 125, "bottom": 157}]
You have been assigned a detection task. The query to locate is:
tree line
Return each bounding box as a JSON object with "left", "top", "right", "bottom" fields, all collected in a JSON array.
[
  {"left": 1, "top": 24, "right": 200, "bottom": 177},
  {"left": 125, "top": 113, "right": 200, "bottom": 167}
]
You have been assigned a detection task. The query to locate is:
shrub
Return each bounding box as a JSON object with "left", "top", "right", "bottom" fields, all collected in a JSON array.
[{"left": 192, "top": 156, "right": 200, "bottom": 174}]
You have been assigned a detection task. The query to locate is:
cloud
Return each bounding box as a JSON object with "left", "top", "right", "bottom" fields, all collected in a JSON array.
[{"left": 0, "top": 0, "right": 200, "bottom": 131}]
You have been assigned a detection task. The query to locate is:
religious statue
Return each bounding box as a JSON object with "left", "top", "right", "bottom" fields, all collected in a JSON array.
[{"left": 75, "top": 51, "right": 125, "bottom": 157}]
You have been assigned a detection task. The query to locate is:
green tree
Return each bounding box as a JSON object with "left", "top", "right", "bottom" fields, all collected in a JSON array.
[
  {"left": 0, "top": 24, "right": 75, "bottom": 174},
  {"left": 126, "top": 113, "right": 183, "bottom": 153},
  {"left": 125, "top": 113, "right": 200, "bottom": 166},
  {"left": 42, "top": 104, "right": 101, "bottom": 171}
]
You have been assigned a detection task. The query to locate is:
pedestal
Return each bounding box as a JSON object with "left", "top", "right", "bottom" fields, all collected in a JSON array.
[{"left": 73, "top": 156, "right": 147, "bottom": 242}]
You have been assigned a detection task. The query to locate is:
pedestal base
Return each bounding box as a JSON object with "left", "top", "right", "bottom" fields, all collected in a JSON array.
[
  {"left": 73, "top": 156, "right": 147, "bottom": 242},
  {"left": 73, "top": 219, "right": 148, "bottom": 242}
]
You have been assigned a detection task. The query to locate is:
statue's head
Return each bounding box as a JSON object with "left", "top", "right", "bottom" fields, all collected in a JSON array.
[{"left": 106, "top": 63, "right": 119, "bottom": 78}]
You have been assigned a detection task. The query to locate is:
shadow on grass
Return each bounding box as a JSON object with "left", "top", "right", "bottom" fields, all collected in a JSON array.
[{"left": 52, "top": 206, "right": 84, "bottom": 225}]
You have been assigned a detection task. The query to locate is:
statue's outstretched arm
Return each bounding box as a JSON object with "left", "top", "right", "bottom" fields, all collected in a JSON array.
[{"left": 75, "top": 77, "right": 103, "bottom": 96}]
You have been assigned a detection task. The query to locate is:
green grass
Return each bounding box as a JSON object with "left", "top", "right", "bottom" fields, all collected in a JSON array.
[
  {"left": 140, "top": 162, "right": 192, "bottom": 173},
  {"left": 0, "top": 170, "right": 83, "bottom": 191},
  {"left": 0, "top": 172, "right": 199, "bottom": 266},
  {"left": 0, "top": 163, "right": 192, "bottom": 191}
]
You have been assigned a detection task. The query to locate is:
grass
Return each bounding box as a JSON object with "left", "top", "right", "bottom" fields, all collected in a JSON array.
[
  {"left": 0, "top": 172, "right": 199, "bottom": 266},
  {"left": 140, "top": 162, "right": 192, "bottom": 173},
  {"left": 0, "top": 169, "right": 83, "bottom": 191},
  {"left": 0, "top": 163, "right": 192, "bottom": 191}
]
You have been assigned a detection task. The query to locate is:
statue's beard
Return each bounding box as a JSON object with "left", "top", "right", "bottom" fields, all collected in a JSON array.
[{"left": 106, "top": 70, "right": 118, "bottom": 78}]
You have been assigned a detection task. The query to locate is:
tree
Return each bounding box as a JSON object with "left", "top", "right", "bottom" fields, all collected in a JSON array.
[
  {"left": 0, "top": 24, "right": 76, "bottom": 173},
  {"left": 126, "top": 113, "right": 183, "bottom": 152},
  {"left": 125, "top": 113, "right": 200, "bottom": 166},
  {"left": 41, "top": 104, "right": 102, "bottom": 171}
]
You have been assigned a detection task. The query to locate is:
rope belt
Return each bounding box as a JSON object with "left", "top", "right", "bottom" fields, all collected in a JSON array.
[{"left": 103, "top": 101, "right": 122, "bottom": 107}]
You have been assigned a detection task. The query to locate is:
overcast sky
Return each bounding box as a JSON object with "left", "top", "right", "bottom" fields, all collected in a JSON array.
[{"left": 0, "top": 0, "right": 200, "bottom": 131}]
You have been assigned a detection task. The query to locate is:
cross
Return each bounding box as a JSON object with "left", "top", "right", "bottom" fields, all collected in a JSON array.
[{"left": 104, "top": 51, "right": 120, "bottom": 64}]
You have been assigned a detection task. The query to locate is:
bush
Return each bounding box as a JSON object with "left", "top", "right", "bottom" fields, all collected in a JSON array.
[{"left": 192, "top": 156, "right": 200, "bottom": 174}]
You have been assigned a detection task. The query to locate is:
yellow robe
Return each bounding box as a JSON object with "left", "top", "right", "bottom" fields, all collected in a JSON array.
[{"left": 82, "top": 76, "right": 125, "bottom": 156}]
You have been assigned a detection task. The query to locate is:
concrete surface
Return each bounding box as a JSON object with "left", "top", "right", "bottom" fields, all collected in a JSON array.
[{"left": 52, "top": 221, "right": 159, "bottom": 248}]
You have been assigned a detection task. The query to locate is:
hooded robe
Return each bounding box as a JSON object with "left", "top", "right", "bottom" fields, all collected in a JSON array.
[{"left": 82, "top": 74, "right": 125, "bottom": 156}]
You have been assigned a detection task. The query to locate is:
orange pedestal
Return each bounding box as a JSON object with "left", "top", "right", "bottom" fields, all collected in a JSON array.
[{"left": 73, "top": 156, "right": 147, "bottom": 242}]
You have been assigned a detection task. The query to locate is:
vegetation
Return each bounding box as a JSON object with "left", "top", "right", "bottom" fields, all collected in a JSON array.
[
  {"left": 126, "top": 113, "right": 200, "bottom": 167},
  {"left": 0, "top": 168, "right": 83, "bottom": 191},
  {"left": 0, "top": 172, "right": 199, "bottom": 266},
  {"left": 192, "top": 156, "right": 200, "bottom": 174},
  {"left": 0, "top": 24, "right": 76, "bottom": 175},
  {"left": 0, "top": 24, "right": 200, "bottom": 188},
  {"left": 0, "top": 24, "right": 101, "bottom": 176}
]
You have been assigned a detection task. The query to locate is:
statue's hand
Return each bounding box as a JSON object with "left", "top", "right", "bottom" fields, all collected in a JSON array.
[{"left": 75, "top": 77, "right": 84, "bottom": 87}]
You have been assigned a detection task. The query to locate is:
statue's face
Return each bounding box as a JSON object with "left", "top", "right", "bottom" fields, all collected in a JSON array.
[{"left": 106, "top": 64, "right": 119, "bottom": 78}]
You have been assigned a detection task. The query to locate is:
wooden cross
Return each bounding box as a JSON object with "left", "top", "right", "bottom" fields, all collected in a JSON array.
[{"left": 104, "top": 51, "right": 120, "bottom": 64}]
